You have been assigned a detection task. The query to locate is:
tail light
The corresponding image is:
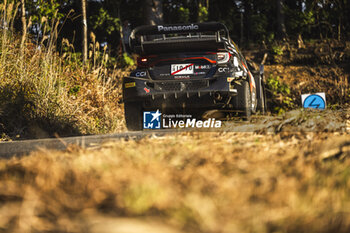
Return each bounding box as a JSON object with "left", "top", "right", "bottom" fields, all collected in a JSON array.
[
  {"left": 217, "top": 52, "right": 231, "bottom": 64},
  {"left": 137, "top": 55, "right": 158, "bottom": 67},
  {"left": 137, "top": 57, "right": 149, "bottom": 67}
]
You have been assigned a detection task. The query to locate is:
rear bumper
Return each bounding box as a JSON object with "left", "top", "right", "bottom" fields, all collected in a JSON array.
[{"left": 123, "top": 76, "right": 238, "bottom": 110}]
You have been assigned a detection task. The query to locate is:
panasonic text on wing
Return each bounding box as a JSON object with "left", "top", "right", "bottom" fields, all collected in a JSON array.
[{"left": 157, "top": 24, "right": 199, "bottom": 32}]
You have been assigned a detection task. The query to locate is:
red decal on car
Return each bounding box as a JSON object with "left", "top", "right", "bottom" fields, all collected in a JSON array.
[
  {"left": 151, "top": 57, "right": 216, "bottom": 66},
  {"left": 248, "top": 72, "right": 256, "bottom": 92}
]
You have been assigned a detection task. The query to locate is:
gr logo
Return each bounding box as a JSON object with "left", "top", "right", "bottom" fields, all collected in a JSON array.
[
  {"left": 135, "top": 71, "right": 147, "bottom": 77},
  {"left": 301, "top": 93, "right": 326, "bottom": 110}
]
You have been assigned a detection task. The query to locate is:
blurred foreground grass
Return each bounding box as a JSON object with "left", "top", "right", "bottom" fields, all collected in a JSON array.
[{"left": 1, "top": 132, "right": 350, "bottom": 233}]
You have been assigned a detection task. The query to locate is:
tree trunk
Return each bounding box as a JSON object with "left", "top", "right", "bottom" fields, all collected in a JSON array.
[
  {"left": 243, "top": 0, "right": 252, "bottom": 43},
  {"left": 338, "top": 16, "right": 341, "bottom": 41},
  {"left": 20, "top": 0, "right": 26, "bottom": 51},
  {"left": 240, "top": 12, "right": 244, "bottom": 47},
  {"left": 189, "top": 0, "right": 199, "bottom": 22},
  {"left": 276, "top": 0, "right": 287, "bottom": 40},
  {"left": 81, "top": 0, "right": 88, "bottom": 63},
  {"left": 144, "top": 0, "right": 163, "bottom": 25}
]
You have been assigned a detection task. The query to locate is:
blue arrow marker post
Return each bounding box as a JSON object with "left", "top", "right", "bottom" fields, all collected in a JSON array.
[{"left": 301, "top": 93, "right": 326, "bottom": 110}]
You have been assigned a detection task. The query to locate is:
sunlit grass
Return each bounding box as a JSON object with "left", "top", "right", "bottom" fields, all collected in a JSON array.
[{"left": 0, "top": 2, "right": 127, "bottom": 140}]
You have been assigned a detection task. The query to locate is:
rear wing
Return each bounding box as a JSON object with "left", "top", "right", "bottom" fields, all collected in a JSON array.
[{"left": 129, "top": 22, "right": 231, "bottom": 55}]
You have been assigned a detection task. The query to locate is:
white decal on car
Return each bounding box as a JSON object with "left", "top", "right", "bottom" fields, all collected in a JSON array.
[
  {"left": 171, "top": 64, "right": 194, "bottom": 75},
  {"left": 135, "top": 71, "right": 147, "bottom": 77},
  {"left": 158, "top": 24, "right": 199, "bottom": 32}
]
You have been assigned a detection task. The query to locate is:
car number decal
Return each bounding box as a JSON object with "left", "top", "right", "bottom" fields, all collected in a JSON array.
[{"left": 171, "top": 64, "right": 194, "bottom": 75}]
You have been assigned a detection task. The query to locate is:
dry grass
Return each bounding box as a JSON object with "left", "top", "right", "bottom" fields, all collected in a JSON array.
[
  {"left": 265, "top": 64, "right": 349, "bottom": 106},
  {"left": 246, "top": 40, "right": 350, "bottom": 111},
  {"left": 0, "top": 2, "right": 127, "bottom": 140},
  {"left": 1, "top": 132, "right": 350, "bottom": 233}
]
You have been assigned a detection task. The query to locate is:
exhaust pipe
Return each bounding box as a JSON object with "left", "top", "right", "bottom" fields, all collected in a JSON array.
[{"left": 214, "top": 92, "right": 222, "bottom": 101}]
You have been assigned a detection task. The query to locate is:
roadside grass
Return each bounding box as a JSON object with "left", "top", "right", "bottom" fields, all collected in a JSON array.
[
  {"left": 0, "top": 132, "right": 350, "bottom": 232},
  {"left": 247, "top": 40, "right": 350, "bottom": 114},
  {"left": 0, "top": 2, "right": 127, "bottom": 140},
  {"left": 263, "top": 63, "right": 350, "bottom": 116}
]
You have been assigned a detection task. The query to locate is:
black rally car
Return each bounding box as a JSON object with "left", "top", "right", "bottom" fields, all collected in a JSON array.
[{"left": 123, "top": 22, "right": 267, "bottom": 130}]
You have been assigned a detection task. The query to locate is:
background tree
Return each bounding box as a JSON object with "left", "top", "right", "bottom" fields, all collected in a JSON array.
[
  {"left": 144, "top": 0, "right": 163, "bottom": 25},
  {"left": 276, "top": 0, "right": 287, "bottom": 39},
  {"left": 81, "top": 0, "right": 88, "bottom": 63},
  {"left": 8, "top": 0, "right": 350, "bottom": 61},
  {"left": 20, "top": 0, "right": 26, "bottom": 51}
]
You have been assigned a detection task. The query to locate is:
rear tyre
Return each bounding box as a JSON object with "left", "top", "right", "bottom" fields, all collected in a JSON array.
[
  {"left": 235, "top": 81, "right": 252, "bottom": 121},
  {"left": 124, "top": 102, "right": 143, "bottom": 131}
]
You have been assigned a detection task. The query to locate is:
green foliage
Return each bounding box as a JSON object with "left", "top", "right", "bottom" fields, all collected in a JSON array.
[
  {"left": 251, "top": 14, "right": 268, "bottom": 41},
  {"left": 271, "top": 44, "right": 284, "bottom": 63},
  {"left": 266, "top": 75, "right": 295, "bottom": 114},
  {"left": 267, "top": 33, "right": 275, "bottom": 43},
  {"left": 198, "top": 3, "right": 208, "bottom": 22},
  {"left": 302, "top": 10, "right": 316, "bottom": 26},
  {"left": 285, "top": 7, "right": 316, "bottom": 36},
  {"left": 11, "top": 0, "right": 350, "bottom": 55},
  {"left": 178, "top": 7, "right": 190, "bottom": 23},
  {"left": 60, "top": 39, "right": 83, "bottom": 67},
  {"left": 91, "top": 8, "right": 120, "bottom": 35},
  {"left": 271, "top": 45, "right": 284, "bottom": 56},
  {"left": 267, "top": 75, "right": 290, "bottom": 94},
  {"left": 118, "top": 53, "right": 134, "bottom": 67},
  {"left": 29, "top": 0, "right": 64, "bottom": 23},
  {"left": 68, "top": 85, "right": 81, "bottom": 96}
]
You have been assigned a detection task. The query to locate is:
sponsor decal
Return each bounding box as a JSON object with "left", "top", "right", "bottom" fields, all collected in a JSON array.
[
  {"left": 301, "top": 93, "right": 326, "bottom": 109},
  {"left": 171, "top": 64, "right": 194, "bottom": 75},
  {"left": 143, "top": 110, "right": 222, "bottom": 129},
  {"left": 135, "top": 71, "right": 147, "bottom": 77},
  {"left": 241, "top": 62, "right": 256, "bottom": 91},
  {"left": 157, "top": 24, "right": 199, "bottom": 32},
  {"left": 218, "top": 67, "right": 230, "bottom": 73},
  {"left": 195, "top": 65, "right": 211, "bottom": 70},
  {"left": 194, "top": 72, "right": 206, "bottom": 75},
  {"left": 125, "top": 82, "right": 136, "bottom": 88},
  {"left": 174, "top": 75, "right": 191, "bottom": 79},
  {"left": 143, "top": 110, "right": 162, "bottom": 129},
  {"left": 248, "top": 71, "right": 256, "bottom": 90}
]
